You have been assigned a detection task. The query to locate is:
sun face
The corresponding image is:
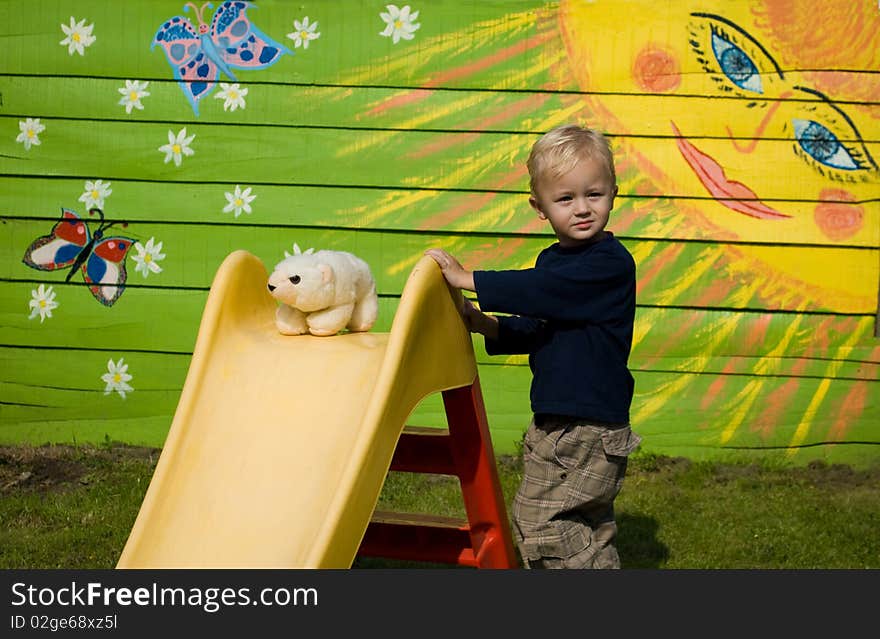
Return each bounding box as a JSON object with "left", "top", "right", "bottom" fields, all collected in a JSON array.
[
  {"left": 557, "top": 0, "right": 878, "bottom": 314},
  {"left": 559, "top": 0, "right": 878, "bottom": 247}
]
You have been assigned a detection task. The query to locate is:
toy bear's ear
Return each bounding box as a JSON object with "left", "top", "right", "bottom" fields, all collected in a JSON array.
[{"left": 318, "top": 264, "right": 334, "bottom": 284}]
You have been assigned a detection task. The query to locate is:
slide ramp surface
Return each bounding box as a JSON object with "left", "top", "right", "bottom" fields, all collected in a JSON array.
[{"left": 117, "top": 251, "right": 476, "bottom": 568}]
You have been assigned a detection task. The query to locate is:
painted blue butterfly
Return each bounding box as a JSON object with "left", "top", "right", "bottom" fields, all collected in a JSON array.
[
  {"left": 22, "top": 208, "right": 135, "bottom": 307},
  {"left": 152, "top": 1, "right": 292, "bottom": 115}
]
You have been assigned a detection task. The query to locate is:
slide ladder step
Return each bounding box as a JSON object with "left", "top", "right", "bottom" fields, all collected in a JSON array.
[
  {"left": 389, "top": 425, "right": 455, "bottom": 475},
  {"left": 357, "top": 380, "right": 519, "bottom": 569},
  {"left": 360, "top": 510, "right": 477, "bottom": 566}
]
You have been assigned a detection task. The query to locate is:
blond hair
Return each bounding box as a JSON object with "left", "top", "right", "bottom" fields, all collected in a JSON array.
[{"left": 527, "top": 124, "right": 616, "bottom": 197}]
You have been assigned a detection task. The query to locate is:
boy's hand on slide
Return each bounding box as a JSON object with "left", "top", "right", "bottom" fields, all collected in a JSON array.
[{"left": 424, "top": 249, "right": 475, "bottom": 291}]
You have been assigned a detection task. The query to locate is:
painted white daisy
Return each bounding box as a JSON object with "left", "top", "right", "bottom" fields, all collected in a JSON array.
[
  {"left": 223, "top": 185, "right": 256, "bottom": 218},
  {"left": 16, "top": 118, "right": 45, "bottom": 151},
  {"left": 284, "top": 243, "right": 315, "bottom": 258},
  {"left": 118, "top": 80, "right": 150, "bottom": 114},
  {"left": 60, "top": 16, "right": 96, "bottom": 56},
  {"left": 78, "top": 179, "right": 112, "bottom": 210},
  {"left": 28, "top": 284, "right": 58, "bottom": 323},
  {"left": 379, "top": 5, "right": 421, "bottom": 44},
  {"left": 287, "top": 16, "right": 321, "bottom": 49},
  {"left": 101, "top": 357, "right": 133, "bottom": 399},
  {"left": 214, "top": 82, "right": 248, "bottom": 112},
  {"left": 132, "top": 237, "right": 166, "bottom": 278},
  {"left": 158, "top": 127, "right": 195, "bottom": 167}
]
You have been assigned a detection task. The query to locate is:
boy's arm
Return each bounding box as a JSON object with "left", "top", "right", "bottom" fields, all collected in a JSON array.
[
  {"left": 461, "top": 297, "right": 499, "bottom": 339},
  {"left": 474, "top": 250, "right": 635, "bottom": 324},
  {"left": 485, "top": 315, "right": 545, "bottom": 355},
  {"left": 424, "top": 249, "right": 497, "bottom": 338},
  {"left": 424, "top": 248, "right": 543, "bottom": 352},
  {"left": 427, "top": 245, "right": 635, "bottom": 325}
]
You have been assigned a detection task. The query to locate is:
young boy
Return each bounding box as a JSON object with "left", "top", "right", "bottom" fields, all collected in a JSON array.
[{"left": 425, "top": 124, "right": 641, "bottom": 569}]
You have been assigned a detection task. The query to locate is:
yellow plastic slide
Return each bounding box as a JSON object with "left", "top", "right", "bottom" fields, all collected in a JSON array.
[{"left": 117, "top": 251, "right": 477, "bottom": 568}]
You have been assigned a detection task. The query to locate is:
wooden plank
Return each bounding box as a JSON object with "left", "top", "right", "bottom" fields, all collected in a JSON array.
[
  {"left": 0, "top": 281, "right": 403, "bottom": 351},
  {"left": 5, "top": 75, "right": 876, "bottom": 145},
  {"left": 474, "top": 364, "right": 880, "bottom": 465},
  {"left": 0, "top": 345, "right": 189, "bottom": 391},
  {"left": 0, "top": 116, "right": 529, "bottom": 189},
  {"left": 0, "top": 176, "right": 540, "bottom": 237},
  {"left": 0, "top": 345, "right": 190, "bottom": 446},
  {"left": 628, "top": 307, "right": 880, "bottom": 380},
  {"left": 0, "top": 285, "right": 206, "bottom": 353},
  {"left": 486, "top": 354, "right": 878, "bottom": 387},
  {"left": 0, "top": 75, "right": 570, "bottom": 132},
  {"left": 4, "top": 117, "right": 876, "bottom": 205},
  {"left": 3, "top": 220, "right": 876, "bottom": 312},
  {"left": 3, "top": 273, "right": 876, "bottom": 379},
  {"left": 2, "top": 174, "right": 876, "bottom": 248}
]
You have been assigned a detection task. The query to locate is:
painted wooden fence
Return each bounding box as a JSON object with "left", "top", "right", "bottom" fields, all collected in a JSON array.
[{"left": 1, "top": 0, "right": 877, "bottom": 466}]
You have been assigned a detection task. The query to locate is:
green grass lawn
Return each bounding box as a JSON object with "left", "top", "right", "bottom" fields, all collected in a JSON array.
[{"left": 1, "top": 444, "right": 878, "bottom": 569}]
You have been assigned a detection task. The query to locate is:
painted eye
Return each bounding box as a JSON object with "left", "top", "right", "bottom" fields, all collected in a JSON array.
[
  {"left": 289, "top": 275, "right": 301, "bottom": 285},
  {"left": 792, "top": 119, "right": 860, "bottom": 170},
  {"left": 710, "top": 30, "right": 762, "bottom": 93}
]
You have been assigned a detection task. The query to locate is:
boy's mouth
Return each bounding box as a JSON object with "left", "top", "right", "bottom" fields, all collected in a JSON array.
[{"left": 671, "top": 121, "right": 791, "bottom": 220}]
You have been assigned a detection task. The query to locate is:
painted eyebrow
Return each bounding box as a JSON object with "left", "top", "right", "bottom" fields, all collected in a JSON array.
[
  {"left": 794, "top": 85, "right": 864, "bottom": 136},
  {"left": 690, "top": 11, "right": 785, "bottom": 80}
]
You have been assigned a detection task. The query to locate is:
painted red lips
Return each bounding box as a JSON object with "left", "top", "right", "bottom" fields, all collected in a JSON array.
[{"left": 672, "top": 121, "right": 791, "bottom": 220}]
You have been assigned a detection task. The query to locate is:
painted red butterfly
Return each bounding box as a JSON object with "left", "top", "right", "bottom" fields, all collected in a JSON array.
[
  {"left": 152, "top": 1, "right": 292, "bottom": 115},
  {"left": 22, "top": 208, "right": 135, "bottom": 307}
]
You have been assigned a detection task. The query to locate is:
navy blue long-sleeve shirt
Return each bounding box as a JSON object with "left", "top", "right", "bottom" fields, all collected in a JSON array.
[{"left": 473, "top": 232, "right": 636, "bottom": 424}]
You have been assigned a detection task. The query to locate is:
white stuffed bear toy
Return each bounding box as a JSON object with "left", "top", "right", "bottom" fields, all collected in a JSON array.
[{"left": 267, "top": 245, "right": 378, "bottom": 336}]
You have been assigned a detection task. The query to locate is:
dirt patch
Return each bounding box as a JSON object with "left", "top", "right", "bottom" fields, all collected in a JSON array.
[
  {"left": 632, "top": 455, "right": 693, "bottom": 474},
  {"left": 629, "top": 455, "right": 880, "bottom": 490},
  {"left": 1, "top": 444, "right": 877, "bottom": 495},
  {"left": 0, "top": 444, "right": 159, "bottom": 494},
  {"left": 790, "top": 460, "right": 880, "bottom": 489}
]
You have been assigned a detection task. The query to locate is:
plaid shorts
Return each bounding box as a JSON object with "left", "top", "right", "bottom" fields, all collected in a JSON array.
[{"left": 512, "top": 414, "right": 642, "bottom": 569}]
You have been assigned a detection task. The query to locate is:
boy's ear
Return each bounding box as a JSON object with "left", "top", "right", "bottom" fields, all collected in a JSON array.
[{"left": 529, "top": 195, "right": 547, "bottom": 219}]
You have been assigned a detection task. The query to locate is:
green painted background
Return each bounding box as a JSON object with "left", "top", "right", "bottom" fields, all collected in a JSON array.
[{"left": 1, "top": 0, "right": 877, "bottom": 467}]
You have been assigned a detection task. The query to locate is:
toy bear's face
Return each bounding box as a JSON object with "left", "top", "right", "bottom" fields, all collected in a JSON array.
[{"left": 267, "top": 257, "right": 335, "bottom": 312}]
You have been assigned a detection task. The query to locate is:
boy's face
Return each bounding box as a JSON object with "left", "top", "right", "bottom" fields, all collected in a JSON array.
[{"left": 530, "top": 155, "right": 618, "bottom": 248}]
